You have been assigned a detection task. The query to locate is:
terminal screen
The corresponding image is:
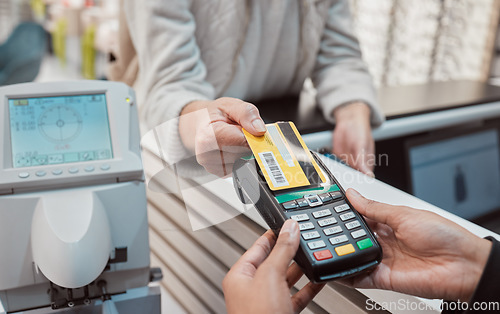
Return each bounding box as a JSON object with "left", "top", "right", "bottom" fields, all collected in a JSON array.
[{"left": 8, "top": 94, "right": 113, "bottom": 168}]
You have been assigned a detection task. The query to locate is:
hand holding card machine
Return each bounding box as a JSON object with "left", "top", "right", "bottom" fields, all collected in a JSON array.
[{"left": 233, "top": 122, "right": 382, "bottom": 283}]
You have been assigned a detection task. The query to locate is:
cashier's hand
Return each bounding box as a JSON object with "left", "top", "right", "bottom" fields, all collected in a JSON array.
[
  {"left": 179, "top": 98, "right": 266, "bottom": 177},
  {"left": 332, "top": 102, "right": 375, "bottom": 177},
  {"left": 342, "top": 189, "right": 492, "bottom": 302},
  {"left": 223, "top": 220, "right": 325, "bottom": 314}
]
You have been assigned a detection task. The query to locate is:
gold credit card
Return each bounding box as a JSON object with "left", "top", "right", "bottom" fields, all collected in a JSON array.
[{"left": 243, "top": 121, "right": 326, "bottom": 191}]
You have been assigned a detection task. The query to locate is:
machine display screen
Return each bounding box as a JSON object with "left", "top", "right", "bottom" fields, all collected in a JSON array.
[
  {"left": 409, "top": 129, "right": 500, "bottom": 220},
  {"left": 8, "top": 94, "right": 113, "bottom": 168}
]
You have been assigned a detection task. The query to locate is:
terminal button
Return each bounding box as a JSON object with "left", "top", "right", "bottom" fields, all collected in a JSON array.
[
  {"left": 302, "top": 231, "right": 320, "bottom": 240},
  {"left": 283, "top": 201, "right": 299, "bottom": 210},
  {"left": 345, "top": 220, "right": 361, "bottom": 230},
  {"left": 318, "top": 193, "right": 332, "bottom": 203},
  {"left": 84, "top": 166, "right": 95, "bottom": 172},
  {"left": 323, "top": 226, "right": 342, "bottom": 236},
  {"left": 329, "top": 235, "right": 348, "bottom": 245},
  {"left": 307, "top": 240, "right": 326, "bottom": 250},
  {"left": 52, "top": 169, "right": 63, "bottom": 176},
  {"left": 312, "top": 209, "right": 332, "bottom": 219},
  {"left": 340, "top": 212, "right": 355, "bottom": 221},
  {"left": 68, "top": 167, "right": 79, "bottom": 174},
  {"left": 100, "top": 164, "right": 111, "bottom": 171},
  {"left": 334, "top": 204, "right": 350, "bottom": 213},
  {"left": 291, "top": 214, "right": 309, "bottom": 222},
  {"left": 36, "top": 171, "right": 46, "bottom": 177},
  {"left": 335, "top": 244, "right": 355, "bottom": 256},
  {"left": 18, "top": 172, "right": 29, "bottom": 179},
  {"left": 357, "top": 238, "right": 373, "bottom": 250},
  {"left": 351, "top": 229, "right": 367, "bottom": 239},
  {"left": 296, "top": 199, "right": 309, "bottom": 208},
  {"left": 318, "top": 217, "right": 337, "bottom": 227},
  {"left": 299, "top": 222, "right": 314, "bottom": 231},
  {"left": 313, "top": 249, "right": 333, "bottom": 261},
  {"left": 305, "top": 194, "right": 323, "bottom": 207},
  {"left": 330, "top": 191, "right": 343, "bottom": 201}
]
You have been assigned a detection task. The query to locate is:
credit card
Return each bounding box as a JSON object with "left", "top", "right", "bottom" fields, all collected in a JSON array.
[{"left": 243, "top": 121, "right": 326, "bottom": 191}]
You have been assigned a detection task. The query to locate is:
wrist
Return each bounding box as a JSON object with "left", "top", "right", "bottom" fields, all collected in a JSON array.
[
  {"left": 460, "top": 238, "right": 492, "bottom": 302},
  {"left": 333, "top": 101, "right": 371, "bottom": 123},
  {"left": 179, "top": 100, "right": 209, "bottom": 152}
]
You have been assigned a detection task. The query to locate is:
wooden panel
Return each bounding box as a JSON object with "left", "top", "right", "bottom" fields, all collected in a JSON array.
[
  {"left": 148, "top": 205, "right": 228, "bottom": 289},
  {"left": 150, "top": 254, "right": 207, "bottom": 314},
  {"left": 149, "top": 231, "right": 227, "bottom": 313},
  {"left": 148, "top": 191, "right": 243, "bottom": 267}
]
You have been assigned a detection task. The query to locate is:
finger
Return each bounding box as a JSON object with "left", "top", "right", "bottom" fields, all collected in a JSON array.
[
  {"left": 348, "top": 145, "right": 374, "bottom": 177},
  {"left": 229, "top": 230, "right": 277, "bottom": 277},
  {"left": 212, "top": 122, "right": 249, "bottom": 148},
  {"left": 260, "top": 220, "right": 300, "bottom": 275},
  {"left": 359, "top": 160, "right": 375, "bottom": 178},
  {"left": 286, "top": 262, "right": 304, "bottom": 288},
  {"left": 346, "top": 189, "right": 406, "bottom": 229},
  {"left": 291, "top": 282, "right": 325, "bottom": 313},
  {"left": 196, "top": 150, "right": 246, "bottom": 168},
  {"left": 218, "top": 98, "right": 267, "bottom": 135}
]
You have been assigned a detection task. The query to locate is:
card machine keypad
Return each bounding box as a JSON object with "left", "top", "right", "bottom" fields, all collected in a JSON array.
[{"left": 286, "top": 191, "right": 374, "bottom": 261}]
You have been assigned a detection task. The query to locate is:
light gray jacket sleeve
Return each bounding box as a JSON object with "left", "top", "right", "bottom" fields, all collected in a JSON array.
[
  {"left": 311, "top": 0, "right": 385, "bottom": 127},
  {"left": 124, "top": 0, "right": 215, "bottom": 166}
]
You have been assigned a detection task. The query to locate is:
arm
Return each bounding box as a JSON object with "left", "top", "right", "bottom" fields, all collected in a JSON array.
[
  {"left": 343, "top": 189, "right": 492, "bottom": 302},
  {"left": 443, "top": 237, "right": 500, "bottom": 313},
  {"left": 311, "top": 0, "right": 384, "bottom": 175},
  {"left": 125, "top": 0, "right": 214, "bottom": 166},
  {"left": 311, "top": 0, "right": 384, "bottom": 127},
  {"left": 125, "top": 1, "right": 265, "bottom": 176}
]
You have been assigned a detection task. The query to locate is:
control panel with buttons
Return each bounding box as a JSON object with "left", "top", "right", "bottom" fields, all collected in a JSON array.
[
  {"left": 233, "top": 151, "right": 382, "bottom": 283},
  {"left": 0, "top": 81, "right": 144, "bottom": 194}
]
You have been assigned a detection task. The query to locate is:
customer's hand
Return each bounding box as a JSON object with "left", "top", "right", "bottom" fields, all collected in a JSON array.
[
  {"left": 342, "top": 189, "right": 492, "bottom": 301},
  {"left": 179, "top": 97, "right": 266, "bottom": 177},
  {"left": 332, "top": 102, "right": 375, "bottom": 177},
  {"left": 223, "top": 220, "right": 325, "bottom": 314}
]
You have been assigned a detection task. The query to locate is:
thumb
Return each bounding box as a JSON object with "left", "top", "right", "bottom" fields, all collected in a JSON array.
[
  {"left": 359, "top": 164, "right": 375, "bottom": 178},
  {"left": 219, "top": 99, "right": 267, "bottom": 136},
  {"left": 346, "top": 189, "right": 404, "bottom": 228},
  {"left": 260, "top": 219, "right": 300, "bottom": 275}
]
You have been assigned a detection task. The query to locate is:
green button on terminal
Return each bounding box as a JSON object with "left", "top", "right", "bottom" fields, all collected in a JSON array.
[{"left": 357, "top": 238, "right": 373, "bottom": 250}]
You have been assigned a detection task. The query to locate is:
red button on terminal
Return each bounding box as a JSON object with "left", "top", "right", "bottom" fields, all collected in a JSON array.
[{"left": 313, "top": 249, "right": 333, "bottom": 261}]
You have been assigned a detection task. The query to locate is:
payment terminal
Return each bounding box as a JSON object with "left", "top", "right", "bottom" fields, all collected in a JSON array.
[{"left": 233, "top": 122, "right": 382, "bottom": 283}]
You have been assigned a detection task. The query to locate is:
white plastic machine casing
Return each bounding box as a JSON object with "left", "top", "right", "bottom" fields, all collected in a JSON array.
[{"left": 0, "top": 81, "right": 151, "bottom": 313}]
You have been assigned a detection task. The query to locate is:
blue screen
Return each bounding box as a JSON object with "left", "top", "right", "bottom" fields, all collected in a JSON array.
[
  {"left": 9, "top": 94, "right": 113, "bottom": 168},
  {"left": 409, "top": 129, "right": 500, "bottom": 220}
]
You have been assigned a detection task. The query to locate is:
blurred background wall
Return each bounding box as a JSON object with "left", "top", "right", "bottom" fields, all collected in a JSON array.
[{"left": 1, "top": 0, "right": 500, "bottom": 86}]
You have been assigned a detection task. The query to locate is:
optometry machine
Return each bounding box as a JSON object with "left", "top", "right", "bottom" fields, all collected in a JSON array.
[{"left": 0, "top": 81, "right": 161, "bottom": 313}]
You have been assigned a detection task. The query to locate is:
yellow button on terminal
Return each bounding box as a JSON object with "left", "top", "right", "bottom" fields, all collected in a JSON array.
[{"left": 335, "top": 244, "right": 355, "bottom": 256}]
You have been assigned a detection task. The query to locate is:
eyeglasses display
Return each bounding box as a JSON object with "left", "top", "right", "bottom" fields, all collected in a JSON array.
[{"left": 349, "top": 0, "right": 499, "bottom": 86}]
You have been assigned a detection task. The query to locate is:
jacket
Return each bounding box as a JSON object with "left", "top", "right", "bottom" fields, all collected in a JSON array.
[{"left": 123, "top": 0, "right": 385, "bottom": 168}]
